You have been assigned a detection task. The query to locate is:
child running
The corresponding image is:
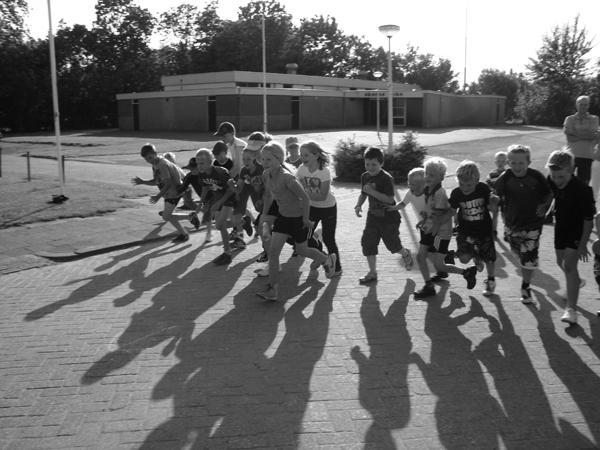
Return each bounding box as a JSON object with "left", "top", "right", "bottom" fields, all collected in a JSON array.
[
  {"left": 546, "top": 149, "right": 595, "bottom": 325},
  {"left": 131, "top": 143, "right": 195, "bottom": 243},
  {"left": 413, "top": 158, "right": 477, "bottom": 299},
  {"left": 212, "top": 141, "right": 234, "bottom": 172},
  {"left": 285, "top": 136, "right": 302, "bottom": 168},
  {"left": 257, "top": 142, "right": 336, "bottom": 301},
  {"left": 213, "top": 121, "right": 245, "bottom": 178},
  {"left": 486, "top": 151, "right": 507, "bottom": 235},
  {"left": 354, "top": 146, "right": 413, "bottom": 285},
  {"left": 296, "top": 140, "right": 342, "bottom": 276},
  {"left": 388, "top": 167, "right": 427, "bottom": 220},
  {"left": 449, "top": 160, "right": 498, "bottom": 296},
  {"left": 493, "top": 144, "right": 553, "bottom": 304}
]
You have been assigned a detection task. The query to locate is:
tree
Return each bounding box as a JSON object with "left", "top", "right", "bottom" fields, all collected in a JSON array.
[
  {"left": 0, "top": 0, "right": 29, "bottom": 44},
  {"left": 472, "top": 69, "right": 522, "bottom": 115},
  {"left": 526, "top": 16, "right": 593, "bottom": 124},
  {"left": 395, "top": 45, "right": 459, "bottom": 92}
]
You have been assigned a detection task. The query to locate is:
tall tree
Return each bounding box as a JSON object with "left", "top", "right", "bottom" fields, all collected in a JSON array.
[
  {"left": 472, "top": 69, "right": 522, "bottom": 114},
  {"left": 395, "top": 45, "right": 459, "bottom": 92},
  {"left": 0, "top": 0, "right": 29, "bottom": 44},
  {"left": 526, "top": 16, "right": 593, "bottom": 124}
]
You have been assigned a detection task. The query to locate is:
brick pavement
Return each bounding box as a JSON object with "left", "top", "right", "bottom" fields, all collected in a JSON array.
[{"left": 2, "top": 188, "right": 600, "bottom": 449}]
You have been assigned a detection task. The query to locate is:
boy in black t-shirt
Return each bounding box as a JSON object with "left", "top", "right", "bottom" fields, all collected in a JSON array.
[
  {"left": 546, "top": 149, "right": 595, "bottom": 325},
  {"left": 494, "top": 145, "right": 553, "bottom": 305},
  {"left": 354, "top": 146, "right": 413, "bottom": 284},
  {"left": 449, "top": 161, "right": 498, "bottom": 296},
  {"left": 212, "top": 141, "right": 234, "bottom": 171}
]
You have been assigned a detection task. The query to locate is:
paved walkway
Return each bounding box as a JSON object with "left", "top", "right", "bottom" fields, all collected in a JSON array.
[{"left": 1, "top": 126, "right": 600, "bottom": 449}]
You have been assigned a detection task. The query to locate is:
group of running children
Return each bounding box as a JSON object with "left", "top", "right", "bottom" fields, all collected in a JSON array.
[{"left": 133, "top": 122, "right": 599, "bottom": 324}]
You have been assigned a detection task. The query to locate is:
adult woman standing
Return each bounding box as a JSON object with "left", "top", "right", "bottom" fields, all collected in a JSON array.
[
  {"left": 296, "top": 141, "right": 342, "bottom": 276},
  {"left": 563, "top": 95, "right": 599, "bottom": 184}
]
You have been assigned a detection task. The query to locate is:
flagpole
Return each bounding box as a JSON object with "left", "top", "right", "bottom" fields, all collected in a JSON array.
[{"left": 46, "top": 0, "right": 65, "bottom": 197}]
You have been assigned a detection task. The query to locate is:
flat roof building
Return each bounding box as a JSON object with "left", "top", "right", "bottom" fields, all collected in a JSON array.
[{"left": 116, "top": 70, "right": 505, "bottom": 132}]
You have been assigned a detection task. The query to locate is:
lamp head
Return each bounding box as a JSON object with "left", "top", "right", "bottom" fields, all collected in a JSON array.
[
  {"left": 378, "top": 24, "right": 400, "bottom": 38},
  {"left": 373, "top": 71, "right": 383, "bottom": 79}
]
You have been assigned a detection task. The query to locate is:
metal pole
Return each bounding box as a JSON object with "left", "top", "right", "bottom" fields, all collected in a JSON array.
[
  {"left": 26, "top": 151, "right": 31, "bottom": 181},
  {"left": 0, "top": 147, "right": 2, "bottom": 177},
  {"left": 387, "top": 36, "right": 394, "bottom": 153},
  {"left": 46, "top": 0, "right": 65, "bottom": 192},
  {"left": 376, "top": 91, "right": 380, "bottom": 134},
  {"left": 61, "top": 155, "right": 65, "bottom": 182},
  {"left": 261, "top": 12, "right": 268, "bottom": 133},
  {"left": 463, "top": 5, "right": 468, "bottom": 92}
]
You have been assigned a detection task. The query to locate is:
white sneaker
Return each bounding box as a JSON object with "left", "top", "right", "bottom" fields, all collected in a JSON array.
[
  {"left": 520, "top": 287, "right": 533, "bottom": 305},
  {"left": 483, "top": 279, "right": 496, "bottom": 296},
  {"left": 560, "top": 308, "right": 577, "bottom": 325},
  {"left": 323, "top": 254, "right": 337, "bottom": 279},
  {"left": 400, "top": 248, "right": 413, "bottom": 270}
]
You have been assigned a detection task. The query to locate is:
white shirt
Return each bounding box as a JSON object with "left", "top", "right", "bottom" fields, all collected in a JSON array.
[{"left": 295, "top": 165, "right": 336, "bottom": 208}]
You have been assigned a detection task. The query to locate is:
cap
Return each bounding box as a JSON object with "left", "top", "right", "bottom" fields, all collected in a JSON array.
[
  {"left": 183, "top": 157, "right": 197, "bottom": 170},
  {"left": 213, "top": 121, "right": 235, "bottom": 136},
  {"left": 285, "top": 136, "right": 299, "bottom": 147}
]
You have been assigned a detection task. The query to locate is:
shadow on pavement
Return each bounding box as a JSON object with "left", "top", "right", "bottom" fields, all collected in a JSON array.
[
  {"left": 137, "top": 267, "right": 339, "bottom": 448},
  {"left": 351, "top": 280, "right": 414, "bottom": 448}
]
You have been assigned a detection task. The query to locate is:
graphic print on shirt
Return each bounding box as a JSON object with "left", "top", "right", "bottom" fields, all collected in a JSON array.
[
  {"left": 300, "top": 176, "right": 322, "bottom": 196},
  {"left": 458, "top": 197, "right": 486, "bottom": 222}
]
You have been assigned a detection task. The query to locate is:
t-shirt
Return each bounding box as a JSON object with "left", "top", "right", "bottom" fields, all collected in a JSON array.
[
  {"left": 493, "top": 168, "right": 551, "bottom": 230},
  {"left": 227, "top": 137, "right": 246, "bottom": 178},
  {"left": 563, "top": 113, "right": 599, "bottom": 159},
  {"left": 213, "top": 158, "right": 233, "bottom": 172},
  {"left": 152, "top": 156, "right": 183, "bottom": 199},
  {"left": 296, "top": 165, "right": 336, "bottom": 208},
  {"left": 285, "top": 156, "right": 302, "bottom": 168},
  {"left": 449, "top": 182, "right": 493, "bottom": 237},
  {"left": 423, "top": 184, "right": 453, "bottom": 239},
  {"left": 180, "top": 171, "right": 202, "bottom": 197},
  {"left": 401, "top": 190, "right": 426, "bottom": 218},
  {"left": 239, "top": 163, "right": 265, "bottom": 198},
  {"left": 197, "top": 166, "right": 232, "bottom": 205},
  {"left": 264, "top": 169, "right": 304, "bottom": 217},
  {"left": 486, "top": 168, "right": 505, "bottom": 187},
  {"left": 360, "top": 170, "right": 395, "bottom": 215},
  {"left": 548, "top": 175, "right": 596, "bottom": 236}
]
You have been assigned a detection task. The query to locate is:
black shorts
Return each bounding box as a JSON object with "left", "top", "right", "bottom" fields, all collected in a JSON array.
[
  {"left": 554, "top": 227, "right": 582, "bottom": 250},
  {"left": 272, "top": 215, "right": 309, "bottom": 243},
  {"left": 420, "top": 231, "right": 450, "bottom": 254},
  {"left": 164, "top": 197, "right": 181, "bottom": 206},
  {"left": 361, "top": 211, "right": 401, "bottom": 256},
  {"left": 267, "top": 200, "right": 279, "bottom": 217},
  {"left": 456, "top": 233, "right": 496, "bottom": 262}
]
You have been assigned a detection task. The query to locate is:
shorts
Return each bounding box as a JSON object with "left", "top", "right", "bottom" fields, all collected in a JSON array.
[
  {"left": 272, "top": 215, "right": 309, "bottom": 243},
  {"left": 164, "top": 197, "right": 181, "bottom": 206},
  {"left": 504, "top": 226, "right": 542, "bottom": 268},
  {"left": 420, "top": 230, "right": 450, "bottom": 254},
  {"left": 361, "top": 211, "right": 401, "bottom": 256},
  {"left": 456, "top": 233, "right": 496, "bottom": 263},
  {"left": 554, "top": 226, "right": 582, "bottom": 250},
  {"left": 234, "top": 190, "right": 250, "bottom": 215},
  {"left": 267, "top": 200, "right": 279, "bottom": 217}
]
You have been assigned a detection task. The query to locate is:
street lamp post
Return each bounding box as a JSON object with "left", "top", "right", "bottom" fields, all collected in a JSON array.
[
  {"left": 378, "top": 24, "right": 400, "bottom": 153},
  {"left": 373, "top": 71, "right": 383, "bottom": 135},
  {"left": 260, "top": 12, "right": 267, "bottom": 133}
]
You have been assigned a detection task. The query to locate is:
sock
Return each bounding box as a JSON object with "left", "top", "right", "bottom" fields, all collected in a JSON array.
[{"left": 521, "top": 282, "right": 530, "bottom": 290}]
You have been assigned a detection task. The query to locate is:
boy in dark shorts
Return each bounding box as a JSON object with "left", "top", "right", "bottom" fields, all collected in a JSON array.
[
  {"left": 449, "top": 160, "right": 498, "bottom": 296},
  {"left": 354, "top": 146, "right": 413, "bottom": 285},
  {"left": 413, "top": 158, "right": 477, "bottom": 299},
  {"left": 193, "top": 149, "right": 237, "bottom": 265},
  {"left": 131, "top": 143, "right": 195, "bottom": 243},
  {"left": 493, "top": 144, "right": 553, "bottom": 304},
  {"left": 546, "top": 149, "right": 595, "bottom": 325}
]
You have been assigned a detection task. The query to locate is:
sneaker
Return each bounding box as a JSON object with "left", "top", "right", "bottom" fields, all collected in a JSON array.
[
  {"left": 483, "top": 278, "right": 496, "bottom": 296},
  {"left": 212, "top": 252, "right": 232, "bottom": 266},
  {"left": 242, "top": 216, "right": 253, "bottom": 236},
  {"left": 204, "top": 231, "right": 212, "bottom": 243},
  {"left": 172, "top": 234, "right": 189, "bottom": 243},
  {"left": 463, "top": 266, "right": 477, "bottom": 289},
  {"left": 189, "top": 212, "right": 200, "bottom": 230},
  {"left": 400, "top": 248, "right": 413, "bottom": 270},
  {"left": 332, "top": 269, "right": 343, "bottom": 278},
  {"left": 430, "top": 271, "right": 448, "bottom": 282},
  {"left": 231, "top": 237, "right": 246, "bottom": 250},
  {"left": 228, "top": 230, "right": 237, "bottom": 241},
  {"left": 257, "top": 265, "right": 281, "bottom": 277},
  {"left": 359, "top": 272, "right": 378, "bottom": 285},
  {"left": 255, "top": 251, "right": 268, "bottom": 263},
  {"left": 444, "top": 250, "right": 455, "bottom": 265},
  {"left": 520, "top": 287, "right": 533, "bottom": 304},
  {"left": 560, "top": 308, "right": 577, "bottom": 325},
  {"left": 323, "top": 254, "right": 337, "bottom": 279},
  {"left": 257, "top": 285, "right": 278, "bottom": 301},
  {"left": 414, "top": 284, "right": 436, "bottom": 299}
]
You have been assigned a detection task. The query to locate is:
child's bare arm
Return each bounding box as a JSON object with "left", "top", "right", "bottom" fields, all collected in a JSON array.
[
  {"left": 355, "top": 193, "right": 367, "bottom": 217},
  {"left": 578, "top": 219, "right": 593, "bottom": 261}
]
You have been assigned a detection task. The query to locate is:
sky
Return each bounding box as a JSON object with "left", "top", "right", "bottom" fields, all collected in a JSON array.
[{"left": 25, "top": 0, "right": 600, "bottom": 84}]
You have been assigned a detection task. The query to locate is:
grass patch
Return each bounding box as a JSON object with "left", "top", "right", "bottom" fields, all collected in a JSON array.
[{"left": 0, "top": 174, "right": 151, "bottom": 228}]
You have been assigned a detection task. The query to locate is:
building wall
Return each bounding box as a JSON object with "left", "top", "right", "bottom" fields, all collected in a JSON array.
[
  {"left": 301, "top": 97, "right": 343, "bottom": 129},
  {"left": 172, "top": 96, "right": 208, "bottom": 130},
  {"left": 422, "top": 93, "right": 505, "bottom": 128},
  {"left": 343, "top": 97, "right": 364, "bottom": 127},
  {"left": 117, "top": 100, "right": 133, "bottom": 130},
  {"left": 238, "top": 95, "right": 292, "bottom": 131}
]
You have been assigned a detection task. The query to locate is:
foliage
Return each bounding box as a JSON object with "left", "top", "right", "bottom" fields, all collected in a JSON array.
[
  {"left": 333, "top": 132, "right": 427, "bottom": 183},
  {"left": 0, "top": 0, "right": 29, "bottom": 44},
  {"left": 394, "top": 45, "right": 459, "bottom": 93},
  {"left": 470, "top": 69, "right": 522, "bottom": 116},
  {"left": 525, "top": 16, "right": 593, "bottom": 125}
]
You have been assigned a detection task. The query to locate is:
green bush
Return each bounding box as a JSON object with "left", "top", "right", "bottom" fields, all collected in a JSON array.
[{"left": 333, "top": 131, "right": 427, "bottom": 183}]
